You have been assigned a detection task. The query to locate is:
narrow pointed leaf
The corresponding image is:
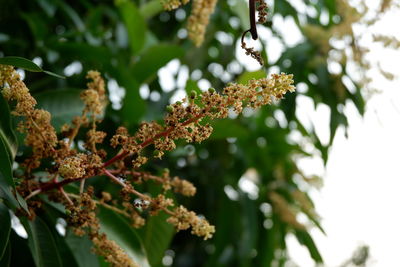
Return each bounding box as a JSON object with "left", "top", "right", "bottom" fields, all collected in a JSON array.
[
  {"left": 97, "top": 206, "right": 150, "bottom": 267},
  {"left": 0, "top": 56, "right": 64, "bottom": 78},
  {"left": 0, "top": 203, "right": 11, "bottom": 259},
  {"left": 21, "top": 217, "right": 63, "bottom": 267}
]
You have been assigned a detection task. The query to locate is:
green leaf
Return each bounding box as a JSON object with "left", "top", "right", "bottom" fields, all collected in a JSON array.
[
  {"left": 57, "top": 1, "right": 85, "bottom": 32},
  {"left": 274, "top": 0, "right": 299, "bottom": 24},
  {"left": 206, "top": 195, "right": 240, "bottom": 266},
  {"left": 97, "top": 206, "right": 150, "bottom": 267},
  {"left": 237, "top": 70, "right": 266, "bottom": 84},
  {"left": 106, "top": 64, "right": 146, "bottom": 125},
  {"left": 120, "top": 79, "right": 145, "bottom": 125},
  {"left": 185, "top": 79, "right": 202, "bottom": 96},
  {"left": 137, "top": 212, "right": 175, "bottom": 267},
  {"left": 15, "top": 192, "right": 29, "bottom": 214},
  {"left": 210, "top": 119, "right": 249, "bottom": 139},
  {"left": 46, "top": 42, "right": 112, "bottom": 64},
  {"left": 39, "top": 204, "right": 83, "bottom": 267},
  {"left": 230, "top": 0, "right": 250, "bottom": 30},
  {"left": 21, "top": 216, "right": 63, "bottom": 267},
  {"left": 117, "top": 0, "right": 147, "bottom": 54},
  {"left": 0, "top": 96, "right": 17, "bottom": 161},
  {"left": 294, "top": 230, "right": 323, "bottom": 263},
  {"left": 65, "top": 231, "right": 100, "bottom": 267},
  {"left": 131, "top": 44, "right": 184, "bottom": 84},
  {"left": 0, "top": 242, "right": 10, "bottom": 267},
  {"left": 34, "top": 89, "right": 84, "bottom": 132},
  {"left": 140, "top": 0, "right": 163, "bottom": 19},
  {"left": 21, "top": 12, "right": 49, "bottom": 41},
  {"left": 9, "top": 230, "right": 35, "bottom": 266},
  {"left": 0, "top": 57, "right": 64, "bottom": 79},
  {"left": 0, "top": 56, "right": 41, "bottom": 72},
  {"left": 0, "top": 203, "right": 11, "bottom": 259},
  {"left": 238, "top": 192, "right": 258, "bottom": 265},
  {"left": 0, "top": 137, "right": 19, "bottom": 209},
  {"left": 348, "top": 86, "right": 365, "bottom": 115}
]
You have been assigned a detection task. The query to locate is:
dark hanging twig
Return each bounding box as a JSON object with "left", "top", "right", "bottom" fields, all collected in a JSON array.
[{"left": 241, "top": 0, "right": 268, "bottom": 66}]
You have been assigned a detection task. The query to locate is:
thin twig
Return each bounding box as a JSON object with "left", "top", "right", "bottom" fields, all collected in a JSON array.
[
  {"left": 25, "top": 189, "right": 41, "bottom": 200},
  {"left": 103, "top": 169, "right": 149, "bottom": 199},
  {"left": 79, "top": 180, "right": 85, "bottom": 194},
  {"left": 66, "top": 193, "right": 131, "bottom": 218},
  {"left": 60, "top": 187, "right": 74, "bottom": 206}
]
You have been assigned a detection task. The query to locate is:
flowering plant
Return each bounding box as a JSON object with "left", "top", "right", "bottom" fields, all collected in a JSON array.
[{"left": 1, "top": 64, "right": 294, "bottom": 266}]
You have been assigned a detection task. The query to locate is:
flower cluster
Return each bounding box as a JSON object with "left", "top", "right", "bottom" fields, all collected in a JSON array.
[
  {"left": 256, "top": 0, "right": 268, "bottom": 23},
  {"left": 1, "top": 65, "right": 296, "bottom": 266},
  {"left": 81, "top": 70, "right": 106, "bottom": 117},
  {"left": 67, "top": 187, "right": 138, "bottom": 267},
  {"left": 187, "top": 0, "right": 218, "bottom": 46},
  {"left": 167, "top": 205, "right": 215, "bottom": 240},
  {"left": 241, "top": 42, "right": 264, "bottom": 66},
  {"left": 1, "top": 64, "right": 57, "bottom": 170},
  {"left": 109, "top": 73, "right": 295, "bottom": 169},
  {"left": 160, "top": 0, "right": 189, "bottom": 10}
]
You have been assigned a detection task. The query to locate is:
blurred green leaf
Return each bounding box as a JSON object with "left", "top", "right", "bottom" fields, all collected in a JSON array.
[
  {"left": 0, "top": 96, "right": 17, "bottom": 161},
  {"left": 140, "top": 0, "right": 163, "bottom": 19},
  {"left": 0, "top": 137, "right": 19, "bottom": 209},
  {"left": 65, "top": 231, "right": 100, "bottom": 267},
  {"left": 106, "top": 65, "right": 147, "bottom": 125},
  {"left": 46, "top": 42, "right": 112, "bottom": 64},
  {"left": 34, "top": 89, "right": 84, "bottom": 132},
  {"left": 185, "top": 79, "right": 202, "bottom": 96},
  {"left": 348, "top": 87, "right": 365, "bottom": 115},
  {"left": 0, "top": 57, "right": 64, "bottom": 78},
  {"left": 238, "top": 192, "right": 258, "bottom": 265},
  {"left": 120, "top": 79, "right": 145, "bottom": 126},
  {"left": 210, "top": 119, "right": 248, "bottom": 139},
  {"left": 57, "top": 1, "right": 85, "bottom": 32},
  {"left": 274, "top": 0, "right": 299, "bottom": 23},
  {"left": 137, "top": 212, "right": 175, "bottom": 267},
  {"left": 21, "top": 12, "right": 49, "bottom": 40},
  {"left": 0, "top": 56, "right": 41, "bottom": 71},
  {"left": 132, "top": 44, "right": 184, "bottom": 84},
  {"left": 9, "top": 230, "right": 35, "bottom": 266},
  {"left": 40, "top": 205, "right": 82, "bottom": 267},
  {"left": 117, "top": 0, "right": 146, "bottom": 54},
  {"left": 206, "top": 195, "right": 239, "bottom": 266},
  {"left": 0, "top": 203, "right": 11, "bottom": 259},
  {"left": 0, "top": 242, "right": 10, "bottom": 267},
  {"left": 97, "top": 206, "right": 150, "bottom": 267},
  {"left": 21, "top": 216, "right": 63, "bottom": 267},
  {"left": 237, "top": 70, "right": 266, "bottom": 84},
  {"left": 295, "top": 229, "right": 323, "bottom": 263},
  {"left": 230, "top": 0, "right": 250, "bottom": 30}
]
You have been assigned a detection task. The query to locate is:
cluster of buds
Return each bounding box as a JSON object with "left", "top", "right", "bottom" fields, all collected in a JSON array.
[
  {"left": 1, "top": 64, "right": 57, "bottom": 170},
  {"left": 187, "top": 0, "right": 218, "bottom": 46},
  {"left": 1, "top": 65, "right": 296, "bottom": 267},
  {"left": 109, "top": 73, "right": 295, "bottom": 169},
  {"left": 167, "top": 205, "right": 215, "bottom": 240},
  {"left": 160, "top": 0, "right": 189, "bottom": 10},
  {"left": 256, "top": 0, "right": 268, "bottom": 24}
]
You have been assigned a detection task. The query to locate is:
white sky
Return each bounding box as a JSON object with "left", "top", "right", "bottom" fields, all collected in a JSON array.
[{"left": 286, "top": 4, "right": 400, "bottom": 266}]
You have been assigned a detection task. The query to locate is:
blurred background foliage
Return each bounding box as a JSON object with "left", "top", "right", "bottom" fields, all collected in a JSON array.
[{"left": 0, "top": 0, "right": 379, "bottom": 266}]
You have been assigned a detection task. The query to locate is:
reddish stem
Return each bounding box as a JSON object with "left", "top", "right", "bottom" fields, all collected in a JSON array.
[
  {"left": 37, "top": 113, "right": 205, "bottom": 193},
  {"left": 102, "top": 113, "right": 203, "bottom": 168}
]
